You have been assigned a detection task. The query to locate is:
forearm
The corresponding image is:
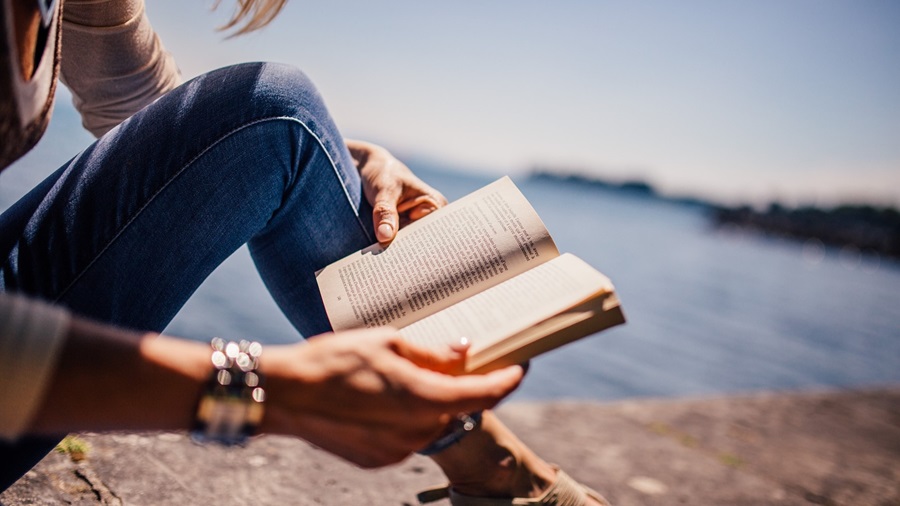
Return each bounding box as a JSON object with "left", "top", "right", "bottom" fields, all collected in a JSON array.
[{"left": 28, "top": 318, "right": 210, "bottom": 435}]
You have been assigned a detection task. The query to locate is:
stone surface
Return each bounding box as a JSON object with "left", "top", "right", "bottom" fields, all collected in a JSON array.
[{"left": 2, "top": 387, "right": 898, "bottom": 505}]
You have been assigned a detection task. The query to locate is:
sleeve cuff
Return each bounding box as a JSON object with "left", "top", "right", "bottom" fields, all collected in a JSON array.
[{"left": 0, "top": 293, "right": 71, "bottom": 441}]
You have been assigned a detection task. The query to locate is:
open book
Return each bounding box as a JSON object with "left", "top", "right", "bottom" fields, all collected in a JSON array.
[{"left": 316, "top": 176, "right": 625, "bottom": 374}]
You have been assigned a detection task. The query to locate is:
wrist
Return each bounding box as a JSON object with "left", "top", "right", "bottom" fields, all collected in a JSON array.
[
  {"left": 345, "top": 139, "right": 372, "bottom": 165},
  {"left": 139, "top": 334, "right": 212, "bottom": 430},
  {"left": 190, "top": 338, "right": 266, "bottom": 445},
  {"left": 255, "top": 343, "right": 314, "bottom": 435},
  {"left": 346, "top": 139, "right": 391, "bottom": 169}
]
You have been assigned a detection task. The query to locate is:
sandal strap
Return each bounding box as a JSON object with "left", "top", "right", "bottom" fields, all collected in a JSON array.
[
  {"left": 417, "top": 485, "right": 451, "bottom": 504},
  {"left": 418, "top": 468, "right": 610, "bottom": 506}
]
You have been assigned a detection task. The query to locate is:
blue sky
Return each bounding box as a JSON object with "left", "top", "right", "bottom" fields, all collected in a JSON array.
[{"left": 55, "top": 1, "right": 900, "bottom": 206}]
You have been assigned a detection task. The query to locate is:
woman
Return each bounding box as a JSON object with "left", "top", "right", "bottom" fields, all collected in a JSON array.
[{"left": 0, "top": 0, "right": 609, "bottom": 504}]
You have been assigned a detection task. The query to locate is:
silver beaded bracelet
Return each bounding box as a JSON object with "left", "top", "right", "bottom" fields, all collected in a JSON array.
[{"left": 191, "top": 338, "right": 266, "bottom": 445}]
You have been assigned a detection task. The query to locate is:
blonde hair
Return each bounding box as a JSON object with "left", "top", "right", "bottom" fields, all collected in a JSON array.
[{"left": 214, "top": 0, "right": 288, "bottom": 35}]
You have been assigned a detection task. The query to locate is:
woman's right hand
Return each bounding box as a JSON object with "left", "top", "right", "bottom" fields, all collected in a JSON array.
[{"left": 259, "top": 327, "right": 524, "bottom": 468}]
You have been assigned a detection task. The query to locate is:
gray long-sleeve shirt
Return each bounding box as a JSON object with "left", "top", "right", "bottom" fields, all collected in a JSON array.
[{"left": 1, "top": 0, "right": 181, "bottom": 440}]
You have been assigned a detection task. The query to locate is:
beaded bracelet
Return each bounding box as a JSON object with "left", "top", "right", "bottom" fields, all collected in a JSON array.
[
  {"left": 191, "top": 338, "right": 265, "bottom": 445},
  {"left": 417, "top": 411, "right": 482, "bottom": 456}
]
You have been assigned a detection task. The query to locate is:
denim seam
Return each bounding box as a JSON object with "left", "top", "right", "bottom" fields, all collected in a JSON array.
[{"left": 53, "top": 115, "right": 370, "bottom": 303}]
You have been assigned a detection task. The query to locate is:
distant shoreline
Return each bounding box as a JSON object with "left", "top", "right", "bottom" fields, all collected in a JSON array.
[{"left": 528, "top": 170, "right": 900, "bottom": 260}]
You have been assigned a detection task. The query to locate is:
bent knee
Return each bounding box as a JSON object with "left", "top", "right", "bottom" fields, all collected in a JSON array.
[
  {"left": 238, "top": 62, "right": 327, "bottom": 121},
  {"left": 183, "top": 62, "right": 331, "bottom": 128}
]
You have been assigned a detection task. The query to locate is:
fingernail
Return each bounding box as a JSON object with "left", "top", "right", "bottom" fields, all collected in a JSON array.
[
  {"left": 378, "top": 223, "right": 393, "bottom": 240},
  {"left": 458, "top": 336, "right": 469, "bottom": 347}
]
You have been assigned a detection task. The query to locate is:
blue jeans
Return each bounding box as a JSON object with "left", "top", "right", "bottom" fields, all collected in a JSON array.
[{"left": 0, "top": 62, "right": 375, "bottom": 489}]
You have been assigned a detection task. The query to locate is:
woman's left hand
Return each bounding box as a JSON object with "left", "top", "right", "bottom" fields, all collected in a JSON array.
[{"left": 347, "top": 139, "right": 448, "bottom": 243}]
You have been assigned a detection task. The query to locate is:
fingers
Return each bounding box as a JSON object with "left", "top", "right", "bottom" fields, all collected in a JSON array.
[
  {"left": 400, "top": 190, "right": 449, "bottom": 221},
  {"left": 401, "top": 202, "right": 437, "bottom": 222},
  {"left": 265, "top": 329, "right": 522, "bottom": 467},
  {"left": 418, "top": 364, "right": 525, "bottom": 413},
  {"left": 387, "top": 356, "right": 524, "bottom": 414},
  {"left": 383, "top": 332, "right": 523, "bottom": 412},
  {"left": 353, "top": 140, "right": 448, "bottom": 243},
  {"left": 293, "top": 411, "right": 443, "bottom": 468},
  {"left": 375, "top": 189, "right": 446, "bottom": 243},
  {"left": 391, "top": 336, "right": 470, "bottom": 374},
  {"left": 397, "top": 194, "right": 443, "bottom": 216},
  {"left": 354, "top": 331, "right": 521, "bottom": 416}
]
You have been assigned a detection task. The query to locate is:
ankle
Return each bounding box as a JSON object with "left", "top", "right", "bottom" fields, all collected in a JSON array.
[
  {"left": 508, "top": 455, "right": 557, "bottom": 498},
  {"left": 430, "top": 429, "right": 510, "bottom": 493},
  {"left": 448, "top": 454, "right": 557, "bottom": 498},
  {"left": 430, "top": 413, "right": 557, "bottom": 498}
]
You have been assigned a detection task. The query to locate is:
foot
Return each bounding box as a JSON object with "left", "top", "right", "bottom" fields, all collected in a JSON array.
[{"left": 428, "top": 410, "right": 606, "bottom": 505}]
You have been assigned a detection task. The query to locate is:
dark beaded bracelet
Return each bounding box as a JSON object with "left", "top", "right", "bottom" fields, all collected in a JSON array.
[{"left": 417, "top": 411, "right": 482, "bottom": 456}]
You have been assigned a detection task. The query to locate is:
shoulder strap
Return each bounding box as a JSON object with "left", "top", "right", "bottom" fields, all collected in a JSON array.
[{"left": 0, "top": 0, "right": 63, "bottom": 172}]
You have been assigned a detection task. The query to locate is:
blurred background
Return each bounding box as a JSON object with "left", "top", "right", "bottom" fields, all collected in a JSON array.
[{"left": 1, "top": 0, "right": 897, "bottom": 401}]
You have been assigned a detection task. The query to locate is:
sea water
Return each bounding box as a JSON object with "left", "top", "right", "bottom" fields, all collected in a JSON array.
[
  {"left": 3, "top": 105, "right": 898, "bottom": 401},
  {"left": 384, "top": 168, "right": 900, "bottom": 401}
]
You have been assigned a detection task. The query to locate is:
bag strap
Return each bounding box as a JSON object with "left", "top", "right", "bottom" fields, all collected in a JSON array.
[{"left": 0, "top": 0, "right": 64, "bottom": 172}]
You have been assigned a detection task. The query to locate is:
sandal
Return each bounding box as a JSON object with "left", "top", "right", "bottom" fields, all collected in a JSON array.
[{"left": 417, "top": 467, "right": 611, "bottom": 506}]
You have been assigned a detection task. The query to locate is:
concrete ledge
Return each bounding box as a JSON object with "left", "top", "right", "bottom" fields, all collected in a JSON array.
[{"left": 2, "top": 387, "right": 898, "bottom": 505}]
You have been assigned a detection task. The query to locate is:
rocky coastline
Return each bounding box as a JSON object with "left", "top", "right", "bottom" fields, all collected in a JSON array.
[
  {"left": 3, "top": 387, "right": 898, "bottom": 505},
  {"left": 529, "top": 170, "right": 900, "bottom": 261}
]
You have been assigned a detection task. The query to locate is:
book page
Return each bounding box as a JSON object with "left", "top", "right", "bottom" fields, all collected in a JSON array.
[
  {"left": 398, "top": 253, "right": 615, "bottom": 355},
  {"left": 463, "top": 291, "right": 625, "bottom": 373},
  {"left": 317, "top": 177, "right": 559, "bottom": 330}
]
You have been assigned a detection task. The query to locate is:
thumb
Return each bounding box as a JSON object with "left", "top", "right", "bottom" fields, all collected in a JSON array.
[{"left": 372, "top": 190, "right": 401, "bottom": 243}]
